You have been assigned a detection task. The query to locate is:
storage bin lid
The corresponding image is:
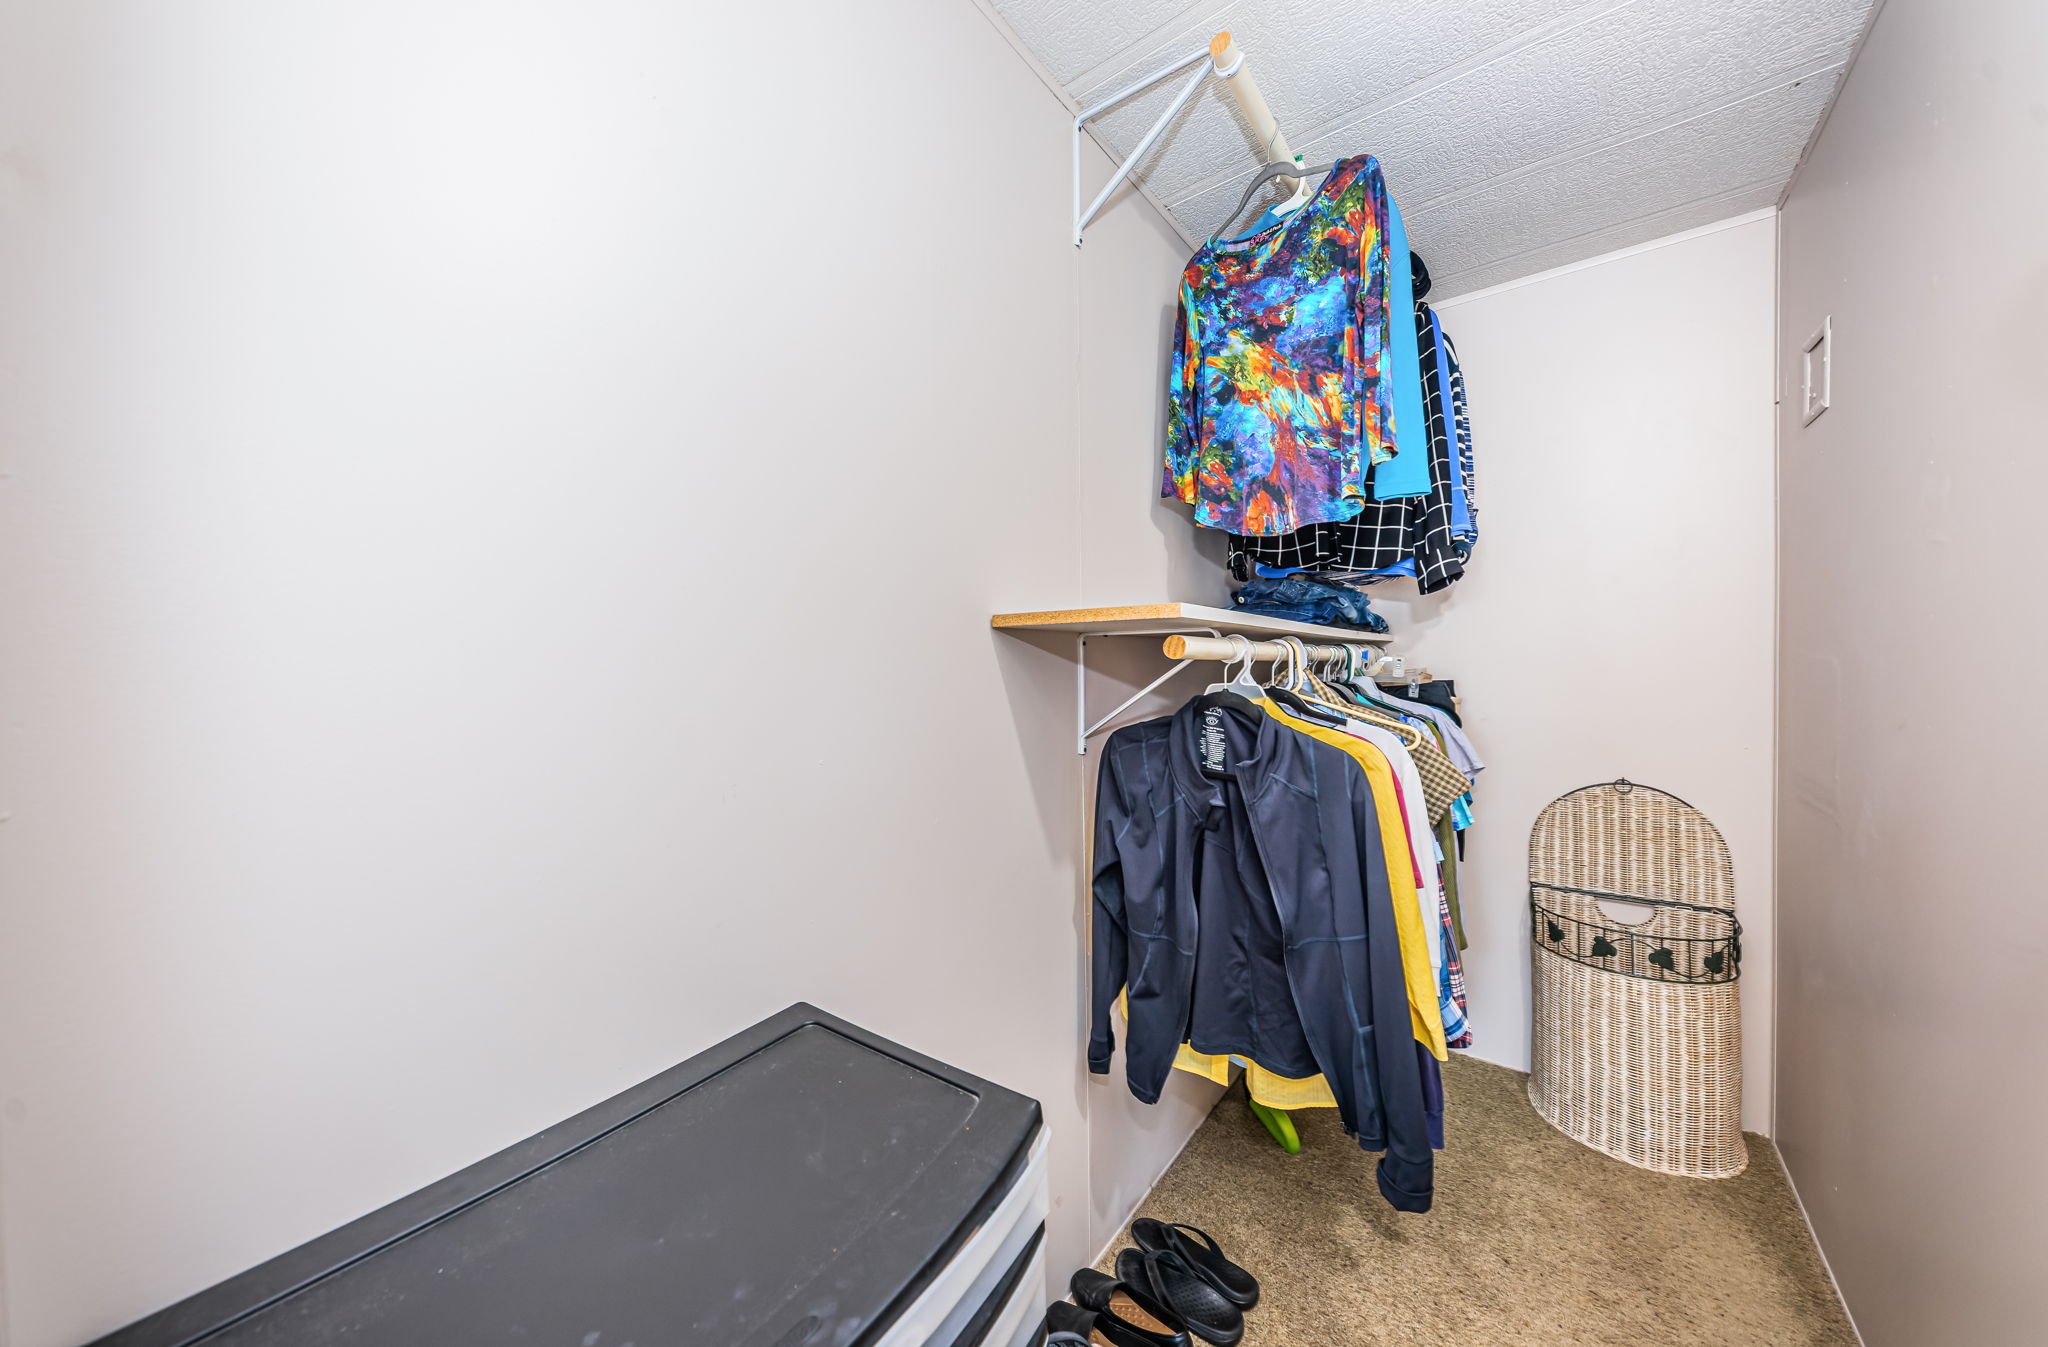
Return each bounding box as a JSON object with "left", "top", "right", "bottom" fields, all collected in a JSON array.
[{"left": 93, "top": 1003, "right": 1042, "bottom": 1347}]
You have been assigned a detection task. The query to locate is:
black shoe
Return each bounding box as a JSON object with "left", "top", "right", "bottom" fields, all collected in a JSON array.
[
  {"left": 1131, "top": 1219, "right": 1260, "bottom": 1309},
  {"left": 1117, "top": 1247, "right": 1244, "bottom": 1347},
  {"left": 1069, "top": 1267, "right": 1191, "bottom": 1347},
  {"left": 1047, "top": 1297, "right": 1181, "bottom": 1347},
  {"left": 1045, "top": 1301, "right": 1107, "bottom": 1345}
]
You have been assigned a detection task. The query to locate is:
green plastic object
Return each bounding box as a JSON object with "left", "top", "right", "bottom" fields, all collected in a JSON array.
[{"left": 1245, "top": 1098, "right": 1301, "bottom": 1154}]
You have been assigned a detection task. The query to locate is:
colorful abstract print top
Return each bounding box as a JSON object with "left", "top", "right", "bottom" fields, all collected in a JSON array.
[{"left": 1163, "top": 155, "right": 1396, "bottom": 536}]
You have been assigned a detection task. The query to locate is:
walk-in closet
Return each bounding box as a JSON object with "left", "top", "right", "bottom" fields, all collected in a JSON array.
[{"left": 0, "top": 1, "right": 2039, "bottom": 1344}]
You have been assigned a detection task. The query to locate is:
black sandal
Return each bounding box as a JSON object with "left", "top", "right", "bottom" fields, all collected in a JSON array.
[
  {"left": 1131, "top": 1219, "right": 1260, "bottom": 1309},
  {"left": 1116, "top": 1247, "right": 1244, "bottom": 1347}
]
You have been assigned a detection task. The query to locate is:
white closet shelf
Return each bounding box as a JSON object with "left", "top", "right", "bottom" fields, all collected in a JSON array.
[{"left": 989, "top": 602, "right": 1392, "bottom": 643}]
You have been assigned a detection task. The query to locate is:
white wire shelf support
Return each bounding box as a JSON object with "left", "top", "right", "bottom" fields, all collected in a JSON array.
[
  {"left": 1070, "top": 627, "right": 1401, "bottom": 755},
  {"left": 1072, "top": 48, "right": 1210, "bottom": 247},
  {"left": 1073, "top": 626, "right": 1219, "bottom": 755},
  {"left": 1071, "top": 31, "right": 1296, "bottom": 246}
]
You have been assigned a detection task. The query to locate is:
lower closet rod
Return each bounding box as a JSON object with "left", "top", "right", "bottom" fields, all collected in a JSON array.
[{"left": 1163, "top": 634, "right": 1378, "bottom": 662}]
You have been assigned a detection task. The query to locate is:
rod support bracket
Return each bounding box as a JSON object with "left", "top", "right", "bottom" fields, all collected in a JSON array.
[{"left": 1072, "top": 43, "right": 1214, "bottom": 245}]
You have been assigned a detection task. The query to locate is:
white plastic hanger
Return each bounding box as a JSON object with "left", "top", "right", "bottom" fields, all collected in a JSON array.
[{"left": 1205, "top": 634, "right": 1268, "bottom": 698}]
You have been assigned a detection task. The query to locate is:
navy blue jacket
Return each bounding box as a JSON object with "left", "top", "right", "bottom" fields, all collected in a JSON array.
[{"left": 1089, "top": 695, "right": 1434, "bottom": 1211}]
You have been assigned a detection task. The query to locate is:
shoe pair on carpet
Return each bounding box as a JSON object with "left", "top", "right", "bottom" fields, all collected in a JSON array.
[{"left": 1046, "top": 1219, "right": 1260, "bottom": 1347}]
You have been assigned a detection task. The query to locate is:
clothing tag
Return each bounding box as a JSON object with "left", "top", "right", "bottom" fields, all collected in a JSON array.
[{"left": 1198, "top": 707, "right": 1232, "bottom": 777}]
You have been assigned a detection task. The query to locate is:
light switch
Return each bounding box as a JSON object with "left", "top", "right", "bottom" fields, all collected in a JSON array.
[{"left": 1802, "top": 318, "right": 1831, "bottom": 425}]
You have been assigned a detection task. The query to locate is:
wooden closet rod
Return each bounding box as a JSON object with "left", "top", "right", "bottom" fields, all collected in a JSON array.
[
  {"left": 1207, "top": 32, "right": 1297, "bottom": 186},
  {"left": 1164, "top": 634, "right": 1375, "bottom": 663}
]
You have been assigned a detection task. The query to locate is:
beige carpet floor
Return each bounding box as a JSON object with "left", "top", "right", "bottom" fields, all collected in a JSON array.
[{"left": 1092, "top": 1055, "right": 1857, "bottom": 1346}]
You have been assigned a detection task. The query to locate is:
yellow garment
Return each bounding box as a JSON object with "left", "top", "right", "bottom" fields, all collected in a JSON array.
[
  {"left": 1171, "top": 1043, "right": 1339, "bottom": 1109},
  {"left": 1254, "top": 698, "right": 1447, "bottom": 1062},
  {"left": 1110, "top": 991, "right": 1342, "bottom": 1107}
]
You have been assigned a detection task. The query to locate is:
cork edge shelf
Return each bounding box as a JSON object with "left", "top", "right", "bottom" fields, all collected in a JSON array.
[{"left": 990, "top": 602, "right": 1393, "bottom": 642}]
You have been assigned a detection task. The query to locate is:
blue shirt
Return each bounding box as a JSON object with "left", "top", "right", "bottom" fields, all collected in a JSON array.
[{"left": 1372, "top": 195, "right": 1431, "bottom": 501}]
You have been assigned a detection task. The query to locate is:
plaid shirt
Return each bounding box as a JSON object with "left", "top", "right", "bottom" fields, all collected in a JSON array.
[
  {"left": 1445, "top": 329, "right": 1478, "bottom": 556},
  {"left": 1305, "top": 677, "right": 1469, "bottom": 823}
]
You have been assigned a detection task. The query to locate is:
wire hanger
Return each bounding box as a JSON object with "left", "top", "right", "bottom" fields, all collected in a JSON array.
[{"left": 1212, "top": 156, "right": 1339, "bottom": 240}]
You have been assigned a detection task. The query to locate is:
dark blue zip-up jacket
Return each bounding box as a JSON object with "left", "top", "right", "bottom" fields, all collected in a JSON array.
[{"left": 1089, "top": 696, "right": 1433, "bottom": 1211}]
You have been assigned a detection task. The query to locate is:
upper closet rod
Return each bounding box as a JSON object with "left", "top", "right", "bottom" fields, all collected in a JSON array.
[
  {"left": 1205, "top": 32, "right": 1297, "bottom": 190},
  {"left": 1073, "top": 30, "right": 1296, "bottom": 245}
]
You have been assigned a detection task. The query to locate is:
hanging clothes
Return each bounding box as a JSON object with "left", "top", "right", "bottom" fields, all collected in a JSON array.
[
  {"left": 1305, "top": 672, "right": 1477, "bottom": 1000},
  {"left": 1372, "top": 193, "right": 1432, "bottom": 502},
  {"left": 1090, "top": 693, "right": 1435, "bottom": 1211},
  {"left": 1382, "top": 677, "right": 1461, "bottom": 726},
  {"left": 1225, "top": 251, "right": 1475, "bottom": 593},
  {"left": 1346, "top": 676, "right": 1480, "bottom": 952},
  {"left": 1376, "top": 683, "right": 1482, "bottom": 781},
  {"left": 1340, "top": 690, "right": 1468, "bottom": 823},
  {"left": 1334, "top": 263, "right": 1467, "bottom": 587},
  {"left": 1161, "top": 156, "right": 1399, "bottom": 536},
  {"left": 1147, "top": 669, "right": 1478, "bottom": 1122},
  {"left": 1435, "top": 314, "right": 1478, "bottom": 558},
  {"left": 1438, "top": 810, "right": 1469, "bottom": 954},
  {"left": 1256, "top": 697, "right": 1446, "bottom": 1060}
]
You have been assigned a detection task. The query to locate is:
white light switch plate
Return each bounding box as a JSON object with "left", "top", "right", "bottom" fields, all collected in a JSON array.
[{"left": 1802, "top": 318, "right": 1832, "bottom": 425}]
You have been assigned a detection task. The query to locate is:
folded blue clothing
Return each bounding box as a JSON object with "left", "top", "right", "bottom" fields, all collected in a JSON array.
[
  {"left": 1237, "top": 602, "right": 1390, "bottom": 633},
  {"left": 1254, "top": 558, "right": 1416, "bottom": 584},
  {"left": 1232, "top": 576, "right": 1390, "bottom": 633}
]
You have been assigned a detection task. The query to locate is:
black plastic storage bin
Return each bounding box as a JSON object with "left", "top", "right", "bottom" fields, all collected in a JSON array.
[{"left": 91, "top": 1003, "right": 1049, "bottom": 1347}]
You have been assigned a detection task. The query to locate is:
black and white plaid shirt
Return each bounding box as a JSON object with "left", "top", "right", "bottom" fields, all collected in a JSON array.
[{"left": 1445, "top": 331, "right": 1477, "bottom": 556}]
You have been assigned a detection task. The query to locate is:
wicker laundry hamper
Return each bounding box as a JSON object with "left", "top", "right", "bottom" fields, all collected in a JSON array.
[{"left": 1527, "top": 779, "right": 1747, "bottom": 1178}]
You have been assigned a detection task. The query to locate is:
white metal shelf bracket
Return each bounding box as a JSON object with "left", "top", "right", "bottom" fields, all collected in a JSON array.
[
  {"left": 1071, "top": 625, "right": 1401, "bottom": 754},
  {"left": 1074, "top": 626, "right": 1222, "bottom": 754},
  {"left": 1072, "top": 47, "right": 1211, "bottom": 246},
  {"left": 1072, "top": 32, "right": 1297, "bottom": 246}
]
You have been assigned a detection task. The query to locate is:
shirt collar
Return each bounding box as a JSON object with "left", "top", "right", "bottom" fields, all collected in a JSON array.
[{"left": 1167, "top": 694, "right": 1280, "bottom": 809}]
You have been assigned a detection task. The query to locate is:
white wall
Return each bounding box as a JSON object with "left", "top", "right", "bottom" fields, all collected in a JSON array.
[
  {"left": 1070, "top": 152, "right": 1232, "bottom": 1256},
  {"left": 0, "top": 4, "right": 1212, "bottom": 1343},
  {"left": 1075, "top": 176, "right": 1227, "bottom": 610},
  {"left": 1374, "top": 214, "right": 1780, "bottom": 1135},
  {"left": 1775, "top": 1, "right": 2048, "bottom": 1339}
]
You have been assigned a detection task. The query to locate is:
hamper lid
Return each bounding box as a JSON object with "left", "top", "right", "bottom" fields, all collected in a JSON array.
[
  {"left": 1529, "top": 778, "right": 1735, "bottom": 913},
  {"left": 90, "top": 1003, "right": 1042, "bottom": 1347}
]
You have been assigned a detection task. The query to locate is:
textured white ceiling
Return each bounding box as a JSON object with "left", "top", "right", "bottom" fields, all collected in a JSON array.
[{"left": 997, "top": 0, "right": 1875, "bottom": 295}]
